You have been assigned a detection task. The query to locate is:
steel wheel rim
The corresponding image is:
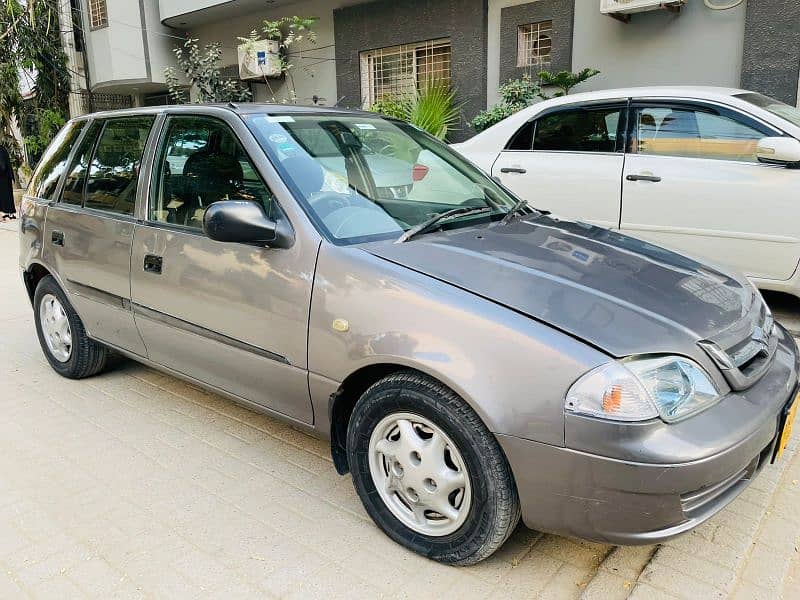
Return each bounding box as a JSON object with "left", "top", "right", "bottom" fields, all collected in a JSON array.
[
  {"left": 39, "top": 294, "right": 72, "bottom": 363},
  {"left": 368, "top": 412, "right": 472, "bottom": 537}
]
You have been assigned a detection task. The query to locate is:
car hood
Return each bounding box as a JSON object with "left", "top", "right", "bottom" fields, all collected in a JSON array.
[{"left": 359, "top": 215, "right": 760, "bottom": 357}]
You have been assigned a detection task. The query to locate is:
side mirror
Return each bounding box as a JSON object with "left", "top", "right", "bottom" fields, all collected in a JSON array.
[
  {"left": 203, "top": 200, "right": 293, "bottom": 248},
  {"left": 756, "top": 137, "right": 800, "bottom": 167}
]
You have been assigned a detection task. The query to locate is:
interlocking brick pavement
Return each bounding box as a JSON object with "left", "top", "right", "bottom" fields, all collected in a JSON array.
[{"left": 1, "top": 220, "right": 799, "bottom": 599}]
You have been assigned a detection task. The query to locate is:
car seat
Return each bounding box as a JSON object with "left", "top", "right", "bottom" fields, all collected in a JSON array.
[{"left": 180, "top": 131, "right": 244, "bottom": 227}]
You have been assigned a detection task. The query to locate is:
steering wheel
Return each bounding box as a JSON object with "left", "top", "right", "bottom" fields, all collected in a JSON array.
[{"left": 308, "top": 192, "right": 353, "bottom": 219}]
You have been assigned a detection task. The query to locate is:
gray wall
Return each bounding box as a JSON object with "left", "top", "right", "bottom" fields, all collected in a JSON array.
[
  {"left": 741, "top": 0, "right": 800, "bottom": 105},
  {"left": 487, "top": 0, "right": 748, "bottom": 106},
  {"left": 571, "top": 0, "right": 747, "bottom": 94},
  {"left": 333, "top": 0, "right": 488, "bottom": 141},
  {"left": 499, "top": 0, "right": 573, "bottom": 85}
]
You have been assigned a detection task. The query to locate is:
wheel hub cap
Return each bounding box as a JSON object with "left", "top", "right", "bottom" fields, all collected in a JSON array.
[
  {"left": 368, "top": 412, "right": 471, "bottom": 537},
  {"left": 40, "top": 294, "right": 72, "bottom": 362}
]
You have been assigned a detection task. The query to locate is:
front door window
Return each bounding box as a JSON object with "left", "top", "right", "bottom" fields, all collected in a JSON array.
[
  {"left": 151, "top": 116, "right": 275, "bottom": 230},
  {"left": 634, "top": 106, "right": 769, "bottom": 163}
]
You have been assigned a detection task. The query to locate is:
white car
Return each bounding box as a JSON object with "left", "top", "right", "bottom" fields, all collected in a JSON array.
[{"left": 454, "top": 86, "right": 800, "bottom": 298}]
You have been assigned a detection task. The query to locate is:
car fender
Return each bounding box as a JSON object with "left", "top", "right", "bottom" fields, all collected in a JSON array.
[{"left": 308, "top": 242, "right": 609, "bottom": 445}]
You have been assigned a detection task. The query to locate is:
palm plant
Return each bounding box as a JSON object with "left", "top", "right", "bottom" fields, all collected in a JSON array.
[
  {"left": 407, "top": 80, "right": 462, "bottom": 140},
  {"left": 537, "top": 68, "right": 600, "bottom": 99},
  {"left": 371, "top": 80, "right": 462, "bottom": 141}
]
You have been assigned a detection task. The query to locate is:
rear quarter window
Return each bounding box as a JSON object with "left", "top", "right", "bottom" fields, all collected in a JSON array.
[{"left": 27, "top": 121, "right": 86, "bottom": 200}]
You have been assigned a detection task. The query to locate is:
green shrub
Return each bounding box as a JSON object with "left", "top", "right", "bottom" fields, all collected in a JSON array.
[
  {"left": 370, "top": 96, "right": 408, "bottom": 121},
  {"left": 470, "top": 69, "right": 600, "bottom": 133}
]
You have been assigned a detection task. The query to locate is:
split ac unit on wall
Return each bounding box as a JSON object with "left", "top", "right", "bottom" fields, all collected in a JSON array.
[
  {"left": 600, "top": 0, "right": 686, "bottom": 15},
  {"left": 238, "top": 39, "right": 281, "bottom": 80}
]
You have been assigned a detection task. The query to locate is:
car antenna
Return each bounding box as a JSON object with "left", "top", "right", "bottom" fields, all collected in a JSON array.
[{"left": 228, "top": 102, "right": 240, "bottom": 110}]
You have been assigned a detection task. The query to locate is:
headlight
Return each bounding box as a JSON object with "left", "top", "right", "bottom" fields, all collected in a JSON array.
[{"left": 565, "top": 356, "right": 721, "bottom": 423}]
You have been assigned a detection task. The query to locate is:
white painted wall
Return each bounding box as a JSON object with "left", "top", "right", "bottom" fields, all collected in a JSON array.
[
  {"left": 83, "top": 1, "right": 148, "bottom": 89},
  {"left": 82, "top": 0, "right": 178, "bottom": 94},
  {"left": 188, "top": 0, "right": 344, "bottom": 105},
  {"left": 487, "top": 0, "right": 747, "bottom": 106}
]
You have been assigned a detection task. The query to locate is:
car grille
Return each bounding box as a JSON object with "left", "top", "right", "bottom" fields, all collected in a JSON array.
[{"left": 699, "top": 304, "right": 777, "bottom": 391}]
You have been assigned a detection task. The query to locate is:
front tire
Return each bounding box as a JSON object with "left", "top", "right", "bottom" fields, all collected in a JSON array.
[
  {"left": 34, "top": 275, "right": 108, "bottom": 379},
  {"left": 347, "top": 371, "right": 520, "bottom": 565}
]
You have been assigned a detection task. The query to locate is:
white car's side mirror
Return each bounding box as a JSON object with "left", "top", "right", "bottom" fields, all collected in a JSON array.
[{"left": 756, "top": 137, "right": 800, "bottom": 167}]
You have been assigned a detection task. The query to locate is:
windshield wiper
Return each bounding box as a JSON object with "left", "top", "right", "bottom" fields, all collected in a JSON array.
[
  {"left": 395, "top": 206, "right": 492, "bottom": 244},
  {"left": 499, "top": 198, "right": 550, "bottom": 226},
  {"left": 500, "top": 198, "right": 530, "bottom": 226}
]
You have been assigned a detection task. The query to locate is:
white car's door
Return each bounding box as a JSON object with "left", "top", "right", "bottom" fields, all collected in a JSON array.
[
  {"left": 620, "top": 101, "right": 800, "bottom": 281},
  {"left": 491, "top": 102, "right": 626, "bottom": 228}
]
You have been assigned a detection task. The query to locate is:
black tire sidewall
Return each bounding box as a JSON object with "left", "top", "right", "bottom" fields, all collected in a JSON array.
[
  {"left": 33, "top": 276, "right": 88, "bottom": 377},
  {"left": 348, "top": 376, "right": 511, "bottom": 564}
]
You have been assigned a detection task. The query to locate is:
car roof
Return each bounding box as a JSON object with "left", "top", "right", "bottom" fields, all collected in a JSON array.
[
  {"left": 538, "top": 86, "right": 750, "bottom": 105},
  {"left": 72, "top": 102, "right": 377, "bottom": 120}
]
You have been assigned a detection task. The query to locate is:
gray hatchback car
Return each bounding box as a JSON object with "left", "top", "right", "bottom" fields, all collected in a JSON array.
[{"left": 19, "top": 104, "right": 800, "bottom": 565}]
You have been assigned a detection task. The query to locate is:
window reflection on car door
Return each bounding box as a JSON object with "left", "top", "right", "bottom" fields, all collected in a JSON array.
[
  {"left": 43, "top": 117, "right": 155, "bottom": 355},
  {"left": 620, "top": 101, "right": 800, "bottom": 281},
  {"left": 491, "top": 103, "right": 627, "bottom": 229},
  {"left": 130, "top": 114, "right": 315, "bottom": 422}
]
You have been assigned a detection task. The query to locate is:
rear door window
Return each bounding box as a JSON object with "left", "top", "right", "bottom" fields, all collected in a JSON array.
[
  {"left": 533, "top": 106, "right": 623, "bottom": 153},
  {"left": 27, "top": 121, "right": 85, "bottom": 200},
  {"left": 60, "top": 121, "right": 103, "bottom": 206},
  {"left": 85, "top": 117, "right": 155, "bottom": 216}
]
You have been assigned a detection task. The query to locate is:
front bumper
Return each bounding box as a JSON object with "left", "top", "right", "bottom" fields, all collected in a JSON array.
[{"left": 498, "top": 326, "right": 799, "bottom": 545}]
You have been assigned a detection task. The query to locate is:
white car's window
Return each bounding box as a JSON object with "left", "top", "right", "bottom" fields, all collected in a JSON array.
[
  {"left": 150, "top": 116, "right": 275, "bottom": 230},
  {"left": 636, "top": 106, "right": 766, "bottom": 163},
  {"left": 532, "top": 107, "right": 623, "bottom": 153}
]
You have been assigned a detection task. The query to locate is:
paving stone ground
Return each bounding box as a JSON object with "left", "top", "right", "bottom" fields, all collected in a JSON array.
[{"left": 1, "top": 219, "right": 799, "bottom": 599}]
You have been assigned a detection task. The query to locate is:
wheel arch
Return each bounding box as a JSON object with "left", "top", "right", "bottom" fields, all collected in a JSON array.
[
  {"left": 23, "top": 261, "right": 55, "bottom": 305},
  {"left": 328, "top": 361, "right": 492, "bottom": 476}
]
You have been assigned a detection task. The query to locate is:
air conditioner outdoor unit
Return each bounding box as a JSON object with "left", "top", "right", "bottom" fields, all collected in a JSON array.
[
  {"left": 237, "top": 39, "right": 281, "bottom": 80},
  {"left": 601, "top": 0, "right": 686, "bottom": 15}
]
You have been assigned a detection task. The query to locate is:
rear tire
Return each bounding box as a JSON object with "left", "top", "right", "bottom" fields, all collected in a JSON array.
[
  {"left": 33, "top": 275, "right": 108, "bottom": 379},
  {"left": 347, "top": 371, "right": 520, "bottom": 565}
]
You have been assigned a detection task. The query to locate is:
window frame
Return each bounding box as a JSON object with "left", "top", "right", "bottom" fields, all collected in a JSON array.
[
  {"left": 626, "top": 99, "right": 781, "bottom": 164},
  {"left": 146, "top": 113, "right": 279, "bottom": 236},
  {"left": 504, "top": 100, "right": 629, "bottom": 155},
  {"left": 359, "top": 38, "right": 452, "bottom": 109},
  {"left": 516, "top": 20, "right": 553, "bottom": 69},
  {"left": 87, "top": 0, "right": 109, "bottom": 31}
]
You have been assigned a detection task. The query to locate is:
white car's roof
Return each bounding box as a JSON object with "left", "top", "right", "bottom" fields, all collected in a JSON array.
[
  {"left": 455, "top": 86, "right": 800, "bottom": 156},
  {"left": 536, "top": 86, "right": 748, "bottom": 104}
]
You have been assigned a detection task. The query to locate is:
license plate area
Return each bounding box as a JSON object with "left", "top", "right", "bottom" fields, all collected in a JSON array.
[{"left": 774, "top": 392, "right": 798, "bottom": 462}]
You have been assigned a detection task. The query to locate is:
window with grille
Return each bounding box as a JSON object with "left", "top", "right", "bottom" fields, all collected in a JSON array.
[
  {"left": 517, "top": 21, "right": 552, "bottom": 69},
  {"left": 88, "top": 0, "right": 108, "bottom": 30},
  {"left": 360, "top": 39, "right": 451, "bottom": 108}
]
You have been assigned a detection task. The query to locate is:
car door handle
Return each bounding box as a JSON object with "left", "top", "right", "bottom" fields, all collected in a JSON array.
[
  {"left": 143, "top": 254, "right": 163, "bottom": 274},
  {"left": 51, "top": 231, "right": 64, "bottom": 246},
  {"left": 500, "top": 167, "right": 527, "bottom": 174},
  {"left": 626, "top": 174, "right": 662, "bottom": 183}
]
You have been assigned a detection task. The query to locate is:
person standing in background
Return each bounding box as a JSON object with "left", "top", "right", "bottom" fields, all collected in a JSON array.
[{"left": 0, "top": 144, "right": 16, "bottom": 222}]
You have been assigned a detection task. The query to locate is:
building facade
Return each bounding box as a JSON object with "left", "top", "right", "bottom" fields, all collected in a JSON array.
[{"left": 67, "top": 0, "right": 800, "bottom": 140}]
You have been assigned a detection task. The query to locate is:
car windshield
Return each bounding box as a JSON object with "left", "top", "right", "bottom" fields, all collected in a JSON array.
[
  {"left": 735, "top": 92, "right": 800, "bottom": 128},
  {"left": 244, "top": 113, "right": 519, "bottom": 244}
]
